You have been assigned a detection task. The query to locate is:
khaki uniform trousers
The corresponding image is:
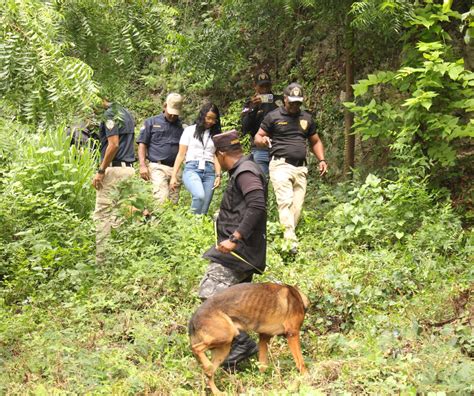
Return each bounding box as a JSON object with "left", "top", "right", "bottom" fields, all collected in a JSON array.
[
  {"left": 93, "top": 165, "right": 135, "bottom": 263},
  {"left": 149, "top": 162, "right": 181, "bottom": 205},
  {"left": 269, "top": 158, "right": 308, "bottom": 242}
]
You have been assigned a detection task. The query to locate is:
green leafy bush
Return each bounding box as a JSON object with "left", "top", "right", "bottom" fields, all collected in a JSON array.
[
  {"left": 6, "top": 124, "right": 97, "bottom": 217},
  {"left": 346, "top": 1, "right": 474, "bottom": 168},
  {"left": 1, "top": 173, "right": 472, "bottom": 394},
  {"left": 0, "top": 118, "right": 22, "bottom": 172},
  {"left": 1, "top": 0, "right": 98, "bottom": 127},
  {"left": 0, "top": 121, "right": 97, "bottom": 300},
  {"left": 327, "top": 173, "right": 461, "bottom": 249},
  {"left": 0, "top": 189, "right": 94, "bottom": 304}
]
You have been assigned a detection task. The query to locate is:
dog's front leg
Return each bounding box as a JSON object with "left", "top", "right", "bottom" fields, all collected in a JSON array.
[
  {"left": 258, "top": 334, "right": 272, "bottom": 372},
  {"left": 286, "top": 334, "right": 307, "bottom": 374}
]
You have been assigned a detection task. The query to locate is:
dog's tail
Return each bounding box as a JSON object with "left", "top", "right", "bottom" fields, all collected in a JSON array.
[{"left": 188, "top": 314, "right": 196, "bottom": 337}]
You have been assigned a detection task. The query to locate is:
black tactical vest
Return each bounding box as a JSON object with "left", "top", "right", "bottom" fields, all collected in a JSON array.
[{"left": 203, "top": 155, "right": 267, "bottom": 275}]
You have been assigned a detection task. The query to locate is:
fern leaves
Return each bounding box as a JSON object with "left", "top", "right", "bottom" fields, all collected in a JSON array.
[{"left": 1, "top": 0, "right": 98, "bottom": 128}]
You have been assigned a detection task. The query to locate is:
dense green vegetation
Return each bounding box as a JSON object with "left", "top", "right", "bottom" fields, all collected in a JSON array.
[{"left": 1, "top": 0, "right": 473, "bottom": 394}]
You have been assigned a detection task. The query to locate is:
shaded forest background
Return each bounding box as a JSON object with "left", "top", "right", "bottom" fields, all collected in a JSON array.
[{"left": 1, "top": 0, "right": 473, "bottom": 394}]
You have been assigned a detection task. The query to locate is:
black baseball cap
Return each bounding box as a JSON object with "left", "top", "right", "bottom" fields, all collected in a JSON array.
[
  {"left": 254, "top": 71, "right": 271, "bottom": 86},
  {"left": 284, "top": 83, "right": 304, "bottom": 102}
]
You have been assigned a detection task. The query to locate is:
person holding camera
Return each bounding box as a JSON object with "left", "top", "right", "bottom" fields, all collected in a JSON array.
[{"left": 241, "top": 71, "right": 283, "bottom": 176}]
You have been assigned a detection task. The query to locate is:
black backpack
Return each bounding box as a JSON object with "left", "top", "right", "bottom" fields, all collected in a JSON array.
[{"left": 66, "top": 123, "right": 99, "bottom": 151}]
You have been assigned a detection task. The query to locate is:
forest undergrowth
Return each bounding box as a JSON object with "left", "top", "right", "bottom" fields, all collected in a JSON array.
[
  {"left": 0, "top": 124, "right": 472, "bottom": 395},
  {"left": 1, "top": 0, "right": 473, "bottom": 394}
]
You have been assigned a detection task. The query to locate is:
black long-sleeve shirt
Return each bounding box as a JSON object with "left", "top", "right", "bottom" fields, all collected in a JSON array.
[
  {"left": 235, "top": 172, "right": 266, "bottom": 238},
  {"left": 241, "top": 94, "right": 282, "bottom": 141}
]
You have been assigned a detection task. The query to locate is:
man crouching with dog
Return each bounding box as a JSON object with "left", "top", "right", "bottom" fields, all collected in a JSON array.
[{"left": 198, "top": 129, "right": 267, "bottom": 370}]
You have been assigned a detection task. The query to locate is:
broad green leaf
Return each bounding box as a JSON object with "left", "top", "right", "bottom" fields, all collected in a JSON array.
[
  {"left": 365, "top": 174, "right": 381, "bottom": 187},
  {"left": 417, "top": 41, "right": 443, "bottom": 52},
  {"left": 395, "top": 232, "right": 404, "bottom": 239},
  {"left": 448, "top": 64, "right": 464, "bottom": 80},
  {"left": 442, "top": 0, "right": 452, "bottom": 13},
  {"left": 345, "top": 224, "right": 355, "bottom": 233},
  {"left": 353, "top": 80, "right": 369, "bottom": 97},
  {"left": 421, "top": 100, "right": 432, "bottom": 110},
  {"left": 412, "top": 16, "right": 435, "bottom": 29}
]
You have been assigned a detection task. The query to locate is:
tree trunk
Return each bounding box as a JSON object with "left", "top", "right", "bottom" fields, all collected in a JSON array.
[{"left": 343, "top": 27, "right": 355, "bottom": 177}]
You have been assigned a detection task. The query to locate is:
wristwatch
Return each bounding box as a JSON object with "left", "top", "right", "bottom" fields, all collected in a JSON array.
[
  {"left": 228, "top": 234, "right": 239, "bottom": 243},
  {"left": 98, "top": 168, "right": 105, "bottom": 174}
]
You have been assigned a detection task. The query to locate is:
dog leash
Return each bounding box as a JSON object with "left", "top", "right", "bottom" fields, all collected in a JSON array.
[{"left": 214, "top": 220, "right": 281, "bottom": 284}]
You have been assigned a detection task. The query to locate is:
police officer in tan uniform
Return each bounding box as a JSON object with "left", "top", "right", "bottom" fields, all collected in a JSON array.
[
  {"left": 92, "top": 98, "right": 136, "bottom": 263},
  {"left": 137, "top": 93, "right": 184, "bottom": 204},
  {"left": 255, "top": 83, "right": 327, "bottom": 253}
]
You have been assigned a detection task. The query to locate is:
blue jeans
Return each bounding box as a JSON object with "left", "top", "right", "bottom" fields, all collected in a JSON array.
[
  {"left": 182, "top": 161, "right": 216, "bottom": 215},
  {"left": 251, "top": 148, "right": 269, "bottom": 176}
]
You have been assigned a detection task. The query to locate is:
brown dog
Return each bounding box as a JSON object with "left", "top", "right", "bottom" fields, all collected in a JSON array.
[{"left": 189, "top": 282, "right": 310, "bottom": 394}]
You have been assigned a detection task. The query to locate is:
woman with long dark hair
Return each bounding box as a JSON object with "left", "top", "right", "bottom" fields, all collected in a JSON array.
[{"left": 170, "top": 103, "right": 222, "bottom": 214}]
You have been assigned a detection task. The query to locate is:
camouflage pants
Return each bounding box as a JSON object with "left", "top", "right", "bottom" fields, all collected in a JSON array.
[{"left": 198, "top": 262, "right": 251, "bottom": 300}]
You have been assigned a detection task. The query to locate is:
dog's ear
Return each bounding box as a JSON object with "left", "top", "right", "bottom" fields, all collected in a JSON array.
[{"left": 293, "top": 286, "right": 310, "bottom": 310}]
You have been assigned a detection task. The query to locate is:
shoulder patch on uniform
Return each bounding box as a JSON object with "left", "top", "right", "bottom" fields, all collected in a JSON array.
[
  {"left": 300, "top": 119, "right": 308, "bottom": 131},
  {"left": 105, "top": 119, "right": 115, "bottom": 130},
  {"left": 275, "top": 100, "right": 283, "bottom": 107}
]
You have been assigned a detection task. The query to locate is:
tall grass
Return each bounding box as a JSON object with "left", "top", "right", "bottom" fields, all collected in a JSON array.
[{"left": 6, "top": 124, "right": 97, "bottom": 217}]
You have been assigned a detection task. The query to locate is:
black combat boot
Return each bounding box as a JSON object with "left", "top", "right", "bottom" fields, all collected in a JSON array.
[{"left": 222, "top": 331, "right": 258, "bottom": 372}]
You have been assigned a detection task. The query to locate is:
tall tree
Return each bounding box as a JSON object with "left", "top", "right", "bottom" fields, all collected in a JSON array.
[
  {"left": 344, "top": 20, "right": 356, "bottom": 175},
  {"left": 0, "top": 0, "right": 98, "bottom": 127}
]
